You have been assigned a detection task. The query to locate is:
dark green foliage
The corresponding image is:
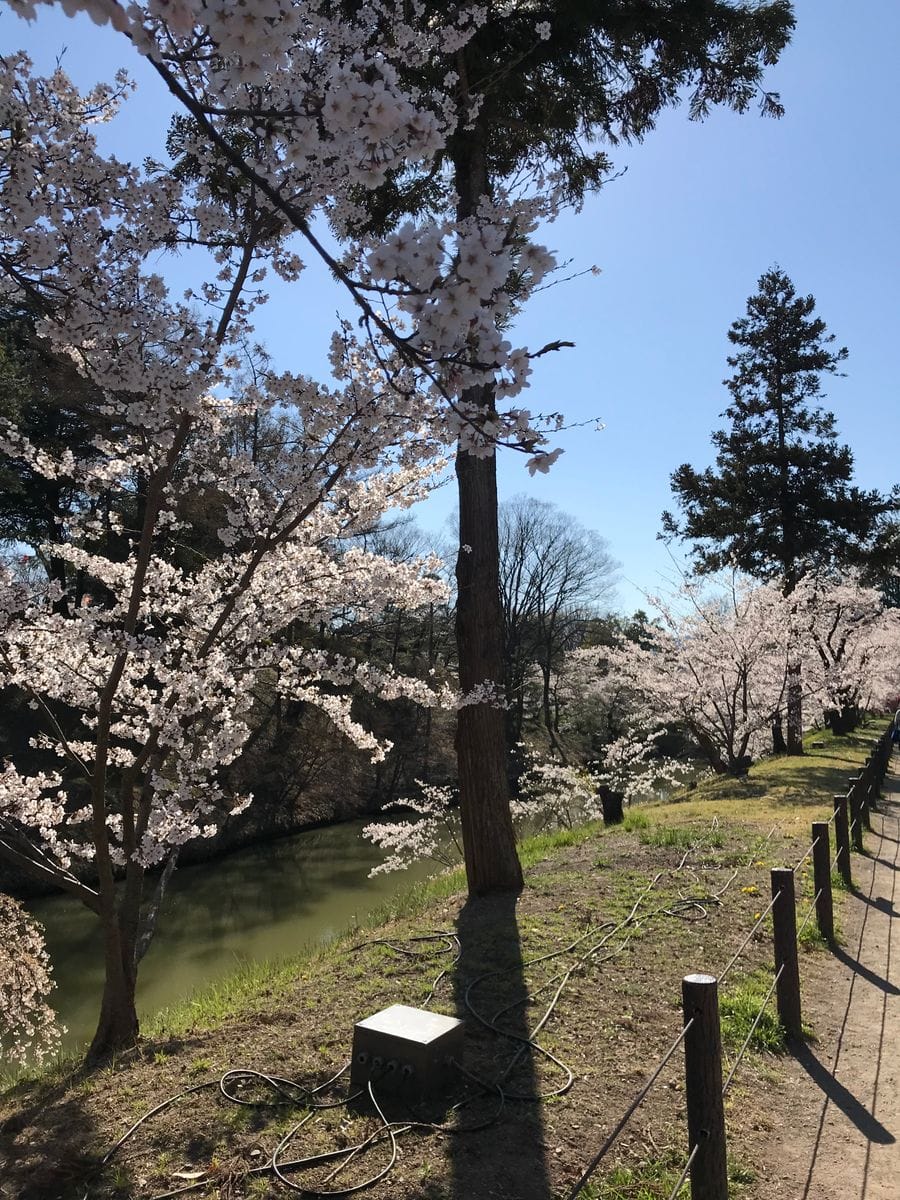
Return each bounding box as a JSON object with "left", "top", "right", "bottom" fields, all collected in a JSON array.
[
  {"left": 460, "top": 0, "right": 793, "bottom": 179},
  {"left": 0, "top": 310, "right": 113, "bottom": 592},
  {"left": 663, "top": 268, "right": 893, "bottom": 590},
  {"left": 343, "top": 1, "right": 795, "bottom": 232}
]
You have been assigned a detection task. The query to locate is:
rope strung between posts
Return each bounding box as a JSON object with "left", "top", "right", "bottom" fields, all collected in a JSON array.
[
  {"left": 795, "top": 889, "right": 823, "bottom": 939},
  {"left": 564, "top": 1017, "right": 696, "bottom": 1200},
  {"left": 744, "top": 823, "right": 779, "bottom": 866},
  {"left": 793, "top": 836, "right": 820, "bottom": 874},
  {"left": 665, "top": 1142, "right": 700, "bottom": 1200},
  {"left": 720, "top": 964, "right": 784, "bottom": 1097},
  {"left": 718, "top": 889, "right": 782, "bottom": 986}
]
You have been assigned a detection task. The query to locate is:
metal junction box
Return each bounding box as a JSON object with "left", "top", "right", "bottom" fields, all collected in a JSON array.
[{"left": 350, "top": 1004, "right": 464, "bottom": 1101}]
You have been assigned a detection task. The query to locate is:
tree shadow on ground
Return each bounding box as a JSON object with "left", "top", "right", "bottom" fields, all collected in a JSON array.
[
  {"left": 0, "top": 1069, "right": 137, "bottom": 1200},
  {"left": 406, "top": 892, "right": 553, "bottom": 1200}
]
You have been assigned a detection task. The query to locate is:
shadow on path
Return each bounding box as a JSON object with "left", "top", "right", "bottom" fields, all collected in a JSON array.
[
  {"left": 830, "top": 941, "right": 900, "bottom": 996},
  {"left": 791, "top": 1042, "right": 894, "bottom": 1145}
]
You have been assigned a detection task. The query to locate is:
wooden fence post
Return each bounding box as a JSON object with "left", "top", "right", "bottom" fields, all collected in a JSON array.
[
  {"left": 811, "top": 822, "right": 834, "bottom": 945},
  {"left": 849, "top": 778, "right": 865, "bottom": 852},
  {"left": 681, "top": 974, "right": 728, "bottom": 1200},
  {"left": 771, "top": 868, "right": 802, "bottom": 1040},
  {"left": 833, "top": 794, "right": 852, "bottom": 888},
  {"left": 861, "top": 760, "right": 873, "bottom": 830}
]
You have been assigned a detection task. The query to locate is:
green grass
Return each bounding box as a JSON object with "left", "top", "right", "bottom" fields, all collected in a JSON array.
[
  {"left": 798, "top": 920, "right": 827, "bottom": 951},
  {"left": 622, "top": 810, "right": 651, "bottom": 833},
  {"left": 719, "top": 970, "right": 786, "bottom": 1056},
  {"left": 637, "top": 824, "right": 724, "bottom": 851},
  {"left": 574, "top": 1151, "right": 756, "bottom": 1199},
  {"left": 660, "top": 720, "right": 886, "bottom": 825},
  {"left": 576, "top": 1151, "right": 691, "bottom": 1200}
]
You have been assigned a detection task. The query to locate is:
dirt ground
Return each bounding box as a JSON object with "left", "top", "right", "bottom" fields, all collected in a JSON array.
[
  {"left": 1, "top": 754, "right": 896, "bottom": 1200},
  {"left": 738, "top": 777, "right": 899, "bottom": 1200}
]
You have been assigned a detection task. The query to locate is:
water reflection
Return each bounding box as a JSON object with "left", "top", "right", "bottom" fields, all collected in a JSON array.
[{"left": 28, "top": 819, "right": 435, "bottom": 1054}]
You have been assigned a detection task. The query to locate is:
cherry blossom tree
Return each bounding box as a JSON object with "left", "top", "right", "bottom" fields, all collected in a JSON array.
[
  {"left": 550, "top": 642, "right": 694, "bottom": 817},
  {"left": 9, "top": 0, "right": 795, "bottom": 901},
  {"left": 0, "top": 893, "right": 60, "bottom": 1068},
  {"left": 605, "top": 576, "right": 793, "bottom": 775},
  {"left": 795, "top": 574, "right": 900, "bottom": 732},
  {"left": 0, "top": 39, "right": 500, "bottom": 1059}
]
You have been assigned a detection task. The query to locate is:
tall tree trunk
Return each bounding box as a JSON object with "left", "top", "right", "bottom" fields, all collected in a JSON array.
[
  {"left": 771, "top": 711, "right": 787, "bottom": 754},
  {"left": 450, "top": 64, "right": 522, "bottom": 896},
  {"left": 455, "top": 445, "right": 523, "bottom": 895},
  {"left": 541, "top": 659, "right": 567, "bottom": 763},
  {"left": 786, "top": 664, "right": 804, "bottom": 755},
  {"left": 88, "top": 915, "right": 138, "bottom": 1063}
]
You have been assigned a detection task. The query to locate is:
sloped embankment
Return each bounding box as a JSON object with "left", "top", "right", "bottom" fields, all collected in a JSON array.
[{"left": 0, "top": 726, "right": 880, "bottom": 1200}]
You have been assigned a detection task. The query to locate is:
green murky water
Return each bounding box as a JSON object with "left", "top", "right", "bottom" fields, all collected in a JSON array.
[{"left": 27, "top": 819, "right": 435, "bottom": 1055}]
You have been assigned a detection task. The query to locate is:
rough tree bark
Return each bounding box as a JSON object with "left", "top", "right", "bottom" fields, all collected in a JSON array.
[
  {"left": 450, "top": 94, "right": 523, "bottom": 896},
  {"left": 455, "top": 431, "right": 523, "bottom": 895},
  {"left": 786, "top": 664, "right": 804, "bottom": 755}
]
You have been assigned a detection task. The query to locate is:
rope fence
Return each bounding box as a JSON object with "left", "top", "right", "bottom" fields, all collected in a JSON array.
[
  {"left": 793, "top": 835, "right": 820, "bottom": 874},
  {"left": 95, "top": 723, "right": 894, "bottom": 1200},
  {"left": 721, "top": 964, "right": 784, "bottom": 1097},
  {"left": 718, "top": 890, "right": 781, "bottom": 986},
  {"left": 567, "top": 718, "right": 894, "bottom": 1200},
  {"left": 666, "top": 1143, "right": 700, "bottom": 1200}
]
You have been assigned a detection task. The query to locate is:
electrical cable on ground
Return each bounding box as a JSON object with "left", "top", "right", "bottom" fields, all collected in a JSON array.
[{"left": 90, "top": 814, "right": 778, "bottom": 1200}]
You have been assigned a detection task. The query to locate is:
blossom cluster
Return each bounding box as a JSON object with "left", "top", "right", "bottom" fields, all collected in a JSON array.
[
  {"left": 363, "top": 782, "right": 463, "bottom": 876},
  {"left": 568, "top": 573, "right": 900, "bottom": 776},
  {"left": 0, "top": 894, "right": 61, "bottom": 1067},
  {"left": 6, "top": 2, "right": 570, "bottom": 467}
]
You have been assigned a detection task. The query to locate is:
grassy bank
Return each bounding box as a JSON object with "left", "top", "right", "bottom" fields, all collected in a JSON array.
[{"left": 0, "top": 722, "right": 886, "bottom": 1200}]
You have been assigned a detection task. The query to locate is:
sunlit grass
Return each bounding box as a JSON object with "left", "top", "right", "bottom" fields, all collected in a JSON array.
[
  {"left": 3, "top": 721, "right": 879, "bottom": 1095},
  {"left": 719, "top": 969, "right": 786, "bottom": 1055}
]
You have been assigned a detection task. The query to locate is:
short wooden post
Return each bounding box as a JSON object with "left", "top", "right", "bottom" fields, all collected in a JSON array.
[
  {"left": 771, "top": 868, "right": 802, "bottom": 1040},
  {"left": 811, "top": 822, "right": 834, "bottom": 945},
  {"left": 681, "top": 974, "right": 728, "bottom": 1200},
  {"left": 849, "top": 779, "right": 864, "bottom": 852},
  {"left": 861, "top": 761, "right": 873, "bottom": 829},
  {"left": 833, "top": 794, "right": 852, "bottom": 888}
]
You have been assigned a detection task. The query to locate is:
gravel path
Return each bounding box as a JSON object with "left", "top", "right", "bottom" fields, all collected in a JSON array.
[{"left": 751, "top": 768, "right": 899, "bottom": 1199}]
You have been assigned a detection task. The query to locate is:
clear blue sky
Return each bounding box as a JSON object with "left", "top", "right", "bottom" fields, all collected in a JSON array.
[{"left": 3, "top": 1, "right": 898, "bottom": 613}]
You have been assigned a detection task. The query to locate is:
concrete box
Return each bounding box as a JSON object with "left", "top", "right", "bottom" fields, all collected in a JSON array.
[{"left": 350, "top": 1003, "right": 464, "bottom": 1101}]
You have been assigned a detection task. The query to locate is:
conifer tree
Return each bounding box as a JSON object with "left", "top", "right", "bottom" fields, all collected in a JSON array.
[
  {"left": 663, "top": 267, "right": 891, "bottom": 750},
  {"left": 427, "top": 3, "right": 796, "bottom": 892}
]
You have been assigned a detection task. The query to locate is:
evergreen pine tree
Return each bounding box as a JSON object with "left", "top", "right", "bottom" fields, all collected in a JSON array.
[{"left": 663, "top": 267, "right": 892, "bottom": 750}]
